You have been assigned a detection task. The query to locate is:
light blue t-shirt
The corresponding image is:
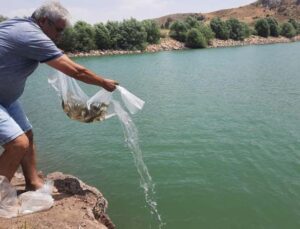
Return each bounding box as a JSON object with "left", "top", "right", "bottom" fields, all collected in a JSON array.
[{"left": 0, "top": 17, "right": 63, "bottom": 106}]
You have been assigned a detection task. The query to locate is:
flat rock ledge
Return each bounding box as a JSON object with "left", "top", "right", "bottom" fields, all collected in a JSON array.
[
  {"left": 67, "top": 35, "right": 300, "bottom": 58},
  {"left": 0, "top": 172, "right": 115, "bottom": 229}
]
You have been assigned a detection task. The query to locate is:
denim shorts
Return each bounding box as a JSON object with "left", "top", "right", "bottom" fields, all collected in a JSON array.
[{"left": 0, "top": 101, "right": 32, "bottom": 146}]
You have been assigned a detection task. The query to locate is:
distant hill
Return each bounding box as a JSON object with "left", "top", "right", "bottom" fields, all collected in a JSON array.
[{"left": 155, "top": 0, "right": 300, "bottom": 27}]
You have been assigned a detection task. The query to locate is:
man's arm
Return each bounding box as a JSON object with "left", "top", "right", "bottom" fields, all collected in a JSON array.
[{"left": 46, "top": 54, "right": 118, "bottom": 92}]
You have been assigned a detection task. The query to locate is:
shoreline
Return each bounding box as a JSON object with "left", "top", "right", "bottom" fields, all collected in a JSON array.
[{"left": 67, "top": 35, "right": 300, "bottom": 58}]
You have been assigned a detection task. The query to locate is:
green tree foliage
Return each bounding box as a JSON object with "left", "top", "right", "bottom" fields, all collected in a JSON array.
[
  {"left": 198, "top": 23, "right": 215, "bottom": 44},
  {"left": 118, "top": 18, "right": 147, "bottom": 50},
  {"left": 94, "top": 23, "right": 110, "bottom": 50},
  {"left": 58, "top": 27, "right": 78, "bottom": 52},
  {"left": 73, "top": 21, "right": 96, "bottom": 52},
  {"left": 210, "top": 17, "right": 230, "bottom": 40},
  {"left": 185, "top": 16, "right": 201, "bottom": 29},
  {"left": 185, "top": 28, "right": 207, "bottom": 48},
  {"left": 255, "top": 18, "right": 270, "bottom": 37},
  {"left": 169, "top": 21, "right": 188, "bottom": 42},
  {"left": 266, "top": 17, "right": 280, "bottom": 37},
  {"left": 288, "top": 19, "right": 300, "bottom": 34},
  {"left": 142, "top": 20, "right": 160, "bottom": 44},
  {"left": 163, "top": 17, "right": 173, "bottom": 29},
  {"left": 106, "top": 21, "right": 122, "bottom": 49},
  {"left": 0, "top": 15, "right": 7, "bottom": 23},
  {"left": 281, "top": 22, "right": 296, "bottom": 38},
  {"left": 226, "top": 18, "right": 247, "bottom": 40}
]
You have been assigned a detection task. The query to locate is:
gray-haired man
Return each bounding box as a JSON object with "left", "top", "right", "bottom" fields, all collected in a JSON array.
[{"left": 0, "top": 1, "right": 118, "bottom": 190}]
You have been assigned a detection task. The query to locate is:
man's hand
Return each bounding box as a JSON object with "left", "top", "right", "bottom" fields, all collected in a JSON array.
[{"left": 102, "top": 79, "right": 119, "bottom": 92}]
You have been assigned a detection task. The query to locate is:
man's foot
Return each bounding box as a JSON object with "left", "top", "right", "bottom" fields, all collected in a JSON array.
[{"left": 25, "top": 178, "right": 44, "bottom": 191}]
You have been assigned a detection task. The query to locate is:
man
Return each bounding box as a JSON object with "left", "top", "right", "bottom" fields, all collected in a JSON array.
[{"left": 0, "top": 2, "right": 118, "bottom": 190}]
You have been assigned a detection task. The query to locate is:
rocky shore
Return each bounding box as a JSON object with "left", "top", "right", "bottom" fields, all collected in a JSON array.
[
  {"left": 67, "top": 35, "right": 300, "bottom": 58},
  {"left": 0, "top": 172, "right": 114, "bottom": 229}
]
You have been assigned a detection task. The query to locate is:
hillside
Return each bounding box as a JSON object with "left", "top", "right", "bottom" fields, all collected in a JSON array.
[{"left": 155, "top": 0, "right": 300, "bottom": 26}]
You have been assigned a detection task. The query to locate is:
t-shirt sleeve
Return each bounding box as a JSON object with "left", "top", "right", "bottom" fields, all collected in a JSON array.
[{"left": 14, "top": 29, "right": 63, "bottom": 63}]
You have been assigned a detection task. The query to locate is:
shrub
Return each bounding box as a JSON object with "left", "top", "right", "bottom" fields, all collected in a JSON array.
[
  {"left": 185, "top": 28, "right": 207, "bottom": 48},
  {"left": 281, "top": 22, "right": 296, "bottom": 38},
  {"left": 169, "top": 21, "right": 188, "bottom": 42},
  {"left": 58, "top": 27, "right": 78, "bottom": 52},
  {"left": 198, "top": 23, "right": 215, "bottom": 44},
  {"left": 255, "top": 19, "right": 270, "bottom": 37},
  {"left": 94, "top": 23, "right": 110, "bottom": 50},
  {"left": 106, "top": 21, "right": 122, "bottom": 49},
  {"left": 73, "top": 21, "right": 96, "bottom": 52},
  {"left": 185, "top": 16, "right": 201, "bottom": 29},
  {"left": 226, "top": 18, "right": 247, "bottom": 40},
  {"left": 210, "top": 17, "right": 230, "bottom": 40},
  {"left": 266, "top": 17, "right": 280, "bottom": 37},
  {"left": 142, "top": 20, "right": 160, "bottom": 44},
  {"left": 118, "top": 18, "right": 147, "bottom": 50},
  {"left": 0, "top": 15, "right": 7, "bottom": 23}
]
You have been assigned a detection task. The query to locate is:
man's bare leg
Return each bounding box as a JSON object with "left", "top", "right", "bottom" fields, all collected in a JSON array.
[
  {"left": 0, "top": 134, "right": 29, "bottom": 181},
  {"left": 21, "top": 130, "right": 43, "bottom": 190}
]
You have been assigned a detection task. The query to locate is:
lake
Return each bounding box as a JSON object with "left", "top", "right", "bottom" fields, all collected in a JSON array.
[{"left": 20, "top": 42, "right": 300, "bottom": 228}]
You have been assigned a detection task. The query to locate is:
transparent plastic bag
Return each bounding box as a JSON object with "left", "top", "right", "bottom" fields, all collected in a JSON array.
[
  {"left": 48, "top": 71, "right": 144, "bottom": 123},
  {"left": 0, "top": 176, "right": 54, "bottom": 218},
  {"left": 19, "top": 180, "right": 54, "bottom": 215}
]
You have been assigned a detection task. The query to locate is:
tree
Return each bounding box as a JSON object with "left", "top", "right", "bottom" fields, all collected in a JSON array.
[
  {"left": 185, "top": 16, "right": 201, "bottom": 29},
  {"left": 0, "top": 15, "right": 7, "bottom": 23},
  {"left": 226, "top": 18, "right": 247, "bottom": 40},
  {"left": 210, "top": 17, "right": 230, "bottom": 40},
  {"left": 118, "top": 18, "right": 147, "bottom": 50},
  {"left": 142, "top": 20, "right": 160, "bottom": 44},
  {"left": 266, "top": 17, "right": 280, "bottom": 37},
  {"left": 94, "top": 23, "right": 110, "bottom": 50},
  {"left": 198, "top": 23, "right": 215, "bottom": 44},
  {"left": 164, "top": 17, "right": 173, "bottom": 29},
  {"left": 255, "top": 18, "right": 270, "bottom": 37},
  {"left": 169, "top": 21, "right": 188, "bottom": 42},
  {"left": 106, "top": 21, "right": 122, "bottom": 49},
  {"left": 185, "top": 28, "right": 207, "bottom": 48},
  {"left": 281, "top": 22, "right": 296, "bottom": 38},
  {"left": 73, "top": 21, "right": 96, "bottom": 52},
  {"left": 58, "top": 27, "right": 78, "bottom": 52}
]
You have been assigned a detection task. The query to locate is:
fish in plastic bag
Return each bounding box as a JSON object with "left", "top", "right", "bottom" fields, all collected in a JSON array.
[{"left": 48, "top": 71, "right": 144, "bottom": 123}]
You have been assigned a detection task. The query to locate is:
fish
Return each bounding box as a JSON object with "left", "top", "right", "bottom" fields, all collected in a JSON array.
[{"left": 62, "top": 100, "right": 109, "bottom": 123}]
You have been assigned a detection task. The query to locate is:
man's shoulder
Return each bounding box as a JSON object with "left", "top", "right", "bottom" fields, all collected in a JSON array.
[{"left": 2, "top": 18, "right": 51, "bottom": 45}]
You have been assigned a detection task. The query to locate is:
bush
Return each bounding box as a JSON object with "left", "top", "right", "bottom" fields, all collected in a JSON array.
[
  {"left": 73, "top": 21, "right": 96, "bottom": 52},
  {"left": 142, "top": 20, "right": 160, "bottom": 44},
  {"left": 169, "top": 21, "right": 188, "bottom": 42},
  {"left": 118, "top": 18, "right": 147, "bottom": 50},
  {"left": 94, "top": 23, "right": 110, "bottom": 50},
  {"left": 106, "top": 21, "right": 122, "bottom": 49},
  {"left": 210, "top": 17, "right": 230, "bottom": 40},
  {"left": 266, "top": 17, "right": 280, "bottom": 37},
  {"left": 198, "top": 23, "right": 215, "bottom": 44},
  {"left": 241, "top": 22, "right": 251, "bottom": 38},
  {"left": 255, "top": 19, "right": 270, "bottom": 37},
  {"left": 185, "top": 28, "right": 207, "bottom": 48},
  {"left": 0, "top": 15, "right": 7, "bottom": 23},
  {"left": 281, "top": 22, "right": 296, "bottom": 38},
  {"left": 58, "top": 27, "right": 78, "bottom": 52},
  {"left": 164, "top": 17, "right": 173, "bottom": 29},
  {"left": 226, "top": 18, "right": 247, "bottom": 40},
  {"left": 185, "top": 16, "right": 201, "bottom": 29}
]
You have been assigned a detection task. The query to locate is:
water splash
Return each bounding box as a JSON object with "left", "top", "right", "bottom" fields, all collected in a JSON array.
[{"left": 112, "top": 100, "right": 165, "bottom": 228}]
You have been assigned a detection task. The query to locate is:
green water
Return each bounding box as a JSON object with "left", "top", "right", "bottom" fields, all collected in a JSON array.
[{"left": 20, "top": 42, "right": 300, "bottom": 228}]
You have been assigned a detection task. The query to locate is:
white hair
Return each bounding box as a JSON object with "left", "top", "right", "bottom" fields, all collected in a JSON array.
[{"left": 32, "top": 1, "right": 71, "bottom": 26}]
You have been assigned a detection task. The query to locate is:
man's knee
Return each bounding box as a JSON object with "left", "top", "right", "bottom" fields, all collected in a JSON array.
[{"left": 3, "top": 134, "right": 30, "bottom": 154}]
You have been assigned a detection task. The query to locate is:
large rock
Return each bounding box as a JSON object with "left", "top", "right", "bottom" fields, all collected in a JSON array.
[{"left": 0, "top": 172, "right": 115, "bottom": 229}]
